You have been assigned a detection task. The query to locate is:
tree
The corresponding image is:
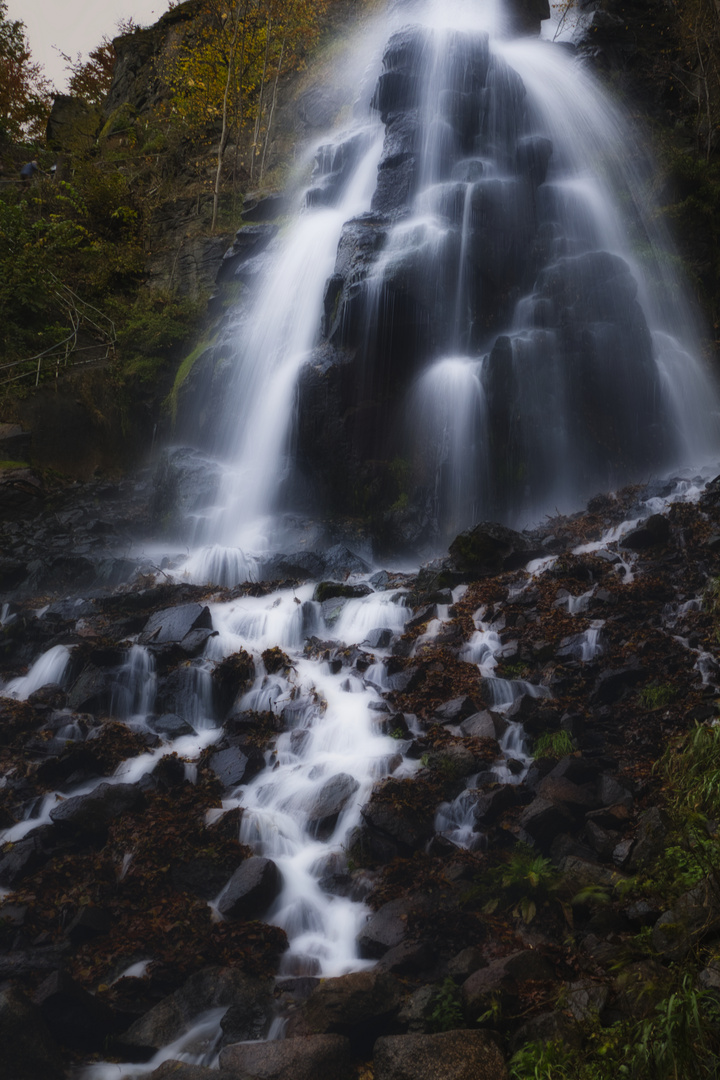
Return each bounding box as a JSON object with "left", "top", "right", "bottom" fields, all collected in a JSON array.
[
  {"left": 0, "top": 0, "right": 54, "bottom": 143},
  {"left": 60, "top": 19, "right": 137, "bottom": 108},
  {"left": 160, "top": 0, "right": 328, "bottom": 229}
]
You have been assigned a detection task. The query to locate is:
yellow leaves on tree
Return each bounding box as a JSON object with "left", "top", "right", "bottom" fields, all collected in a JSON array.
[{"left": 161, "top": 0, "right": 328, "bottom": 218}]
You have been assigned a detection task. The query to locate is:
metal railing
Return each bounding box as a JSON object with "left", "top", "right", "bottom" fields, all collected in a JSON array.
[{"left": 0, "top": 276, "right": 117, "bottom": 389}]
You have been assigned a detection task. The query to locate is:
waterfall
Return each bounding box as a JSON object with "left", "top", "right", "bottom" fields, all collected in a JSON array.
[{"left": 174, "top": 0, "right": 719, "bottom": 572}]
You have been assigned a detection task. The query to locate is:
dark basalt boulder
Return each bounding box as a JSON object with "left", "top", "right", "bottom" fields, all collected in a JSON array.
[
  {"left": 34, "top": 971, "right": 121, "bottom": 1052},
  {"left": 620, "top": 513, "right": 671, "bottom": 550},
  {"left": 212, "top": 649, "right": 256, "bottom": 715},
  {"left": 149, "top": 713, "right": 196, "bottom": 738},
  {"left": 49, "top": 781, "right": 144, "bottom": 837},
  {"left": 461, "top": 949, "right": 555, "bottom": 1016},
  {"left": 519, "top": 795, "right": 575, "bottom": 851},
  {"left": 220, "top": 1034, "right": 354, "bottom": 1080},
  {"left": 307, "top": 773, "right": 360, "bottom": 837},
  {"left": 357, "top": 897, "right": 413, "bottom": 959},
  {"left": 208, "top": 745, "right": 265, "bottom": 789},
  {"left": 139, "top": 602, "right": 213, "bottom": 647},
  {"left": 0, "top": 832, "right": 52, "bottom": 887},
  {"left": 448, "top": 521, "right": 543, "bottom": 576},
  {"left": 287, "top": 969, "right": 403, "bottom": 1049},
  {"left": 124, "top": 967, "right": 275, "bottom": 1051},
  {"left": 374, "top": 1029, "right": 508, "bottom": 1080},
  {"left": 216, "top": 855, "right": 282, "bottom": 920},
  {"left": 0, "top": 987, "right": 64, "bottom": 1080},
  {"left": 361, "top": 777, "right": 436, "bottom": 853},
  {"left": 434, "top": 695, "right": 481, "bottom": 724}
]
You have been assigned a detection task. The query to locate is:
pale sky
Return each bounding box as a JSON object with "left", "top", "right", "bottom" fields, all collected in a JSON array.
[{"left": 6, "top": 0, "right": 172, "bottom": 92}]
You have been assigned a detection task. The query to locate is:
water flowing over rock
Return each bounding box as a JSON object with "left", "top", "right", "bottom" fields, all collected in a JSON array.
[{"left": 7, "top": 3, "right": 720, "bottom": 1080}]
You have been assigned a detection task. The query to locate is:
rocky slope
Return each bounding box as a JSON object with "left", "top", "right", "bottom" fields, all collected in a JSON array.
[{"left": 2, "top": 467, "right": 720, "bottom": 1077}]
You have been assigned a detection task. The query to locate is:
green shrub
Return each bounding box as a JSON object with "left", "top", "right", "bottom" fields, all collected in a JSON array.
[
  {"left": 639, "top": 683, "right": 677, "bottom": 710},
  {"left": 428, "top": 978, "right": 464, "bottom": 1033},
  {"left": 533, "top": 730, "right": 574, "bottom": 760}
]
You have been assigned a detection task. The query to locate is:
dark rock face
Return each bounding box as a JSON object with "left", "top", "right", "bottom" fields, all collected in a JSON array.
[
  {"left": 216, "top": 856, "right": 282, "bottom": 920},
  {"left": 46, "top": 95, "right": 102, "bottom": 152},
  {"left": 290, "top": 21, "right": 675, "bottom": 545}
]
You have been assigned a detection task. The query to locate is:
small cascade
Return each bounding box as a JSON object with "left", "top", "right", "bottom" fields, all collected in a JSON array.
[
  {"left": 2, "top": 644, "right": 72, "bottom": 700},
  {"left": 483, "top": 676, "right": 550, "bottom": 710},
  {"left": 110, "top": 644, "right": 157, "bottom": 721},
  {"left": 409, "top": 357, "right": 489, "bottom": 536},
  {"left": 207, "top": 587, "right": 416, "bottom": 978},
  {"left": 435, "top": 787, "right": 487, "bottom": 850}
]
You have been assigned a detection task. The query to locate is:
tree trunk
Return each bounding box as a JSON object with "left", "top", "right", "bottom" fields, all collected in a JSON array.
[
  {"left": 212, "top": 0, "right": 244, "bottom": 233},
  {"left": 250, "top": 12, "right": 272, "bottom": 181},
  {"left": 260, "top": 32, "right": 285, "bottom": 182}
]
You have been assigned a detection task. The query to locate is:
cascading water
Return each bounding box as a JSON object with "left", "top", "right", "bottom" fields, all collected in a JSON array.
[
  {"left": 10, "top": 4, "right": 720, "bottom": 1077},
  {"left": 170, "top": 0, "right": 720, "bottom": 573}
]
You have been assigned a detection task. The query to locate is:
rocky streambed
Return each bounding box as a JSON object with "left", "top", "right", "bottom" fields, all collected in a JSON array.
[{"left": 3, "top": 468, "right": 720, "bottom": 1079}]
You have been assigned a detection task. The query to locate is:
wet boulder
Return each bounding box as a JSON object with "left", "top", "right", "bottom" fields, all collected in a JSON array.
[
  {"left": 592, "top": 662, "right": 643, "bottom": 705},
  {"left": 139, "top": 603, "right": 213, "bottom": 648},
  {"left": 149, "top": 713, "right": 196, "bottom": 738},
  {"left": 652, "top": 878, "right": 720, "bottom": 961},
  {"left": 357, "top": 897, "right": 412, "bottom": 959},
  {"left": 49, "top": 781, "right": 144, "bottom": 838},
  {"left": 461, "top": 949, "right": 555, "bottom": 1017},
  {"left": 361, "top": 777, "right": 436, "bottom": 854},
  {"left": 124, "top": 967, "right": 275, "bottom": 1051},
  {"left": 0, "top": 832, "right": 52, "bottom": 887},
  {"left": 307, "top": 773, "right": 360, "bottom": 837},
  {"left": 518, "top": 796, "right": 575, "bottom": 851},
  {"left": 220, "top": 1034, "right": 354, "bottom": 1080},
  {"left": 34, "top": 970, "right": 120, "bottom": 1051},
  {"left": 626, "top": 806, "right": 671, "bottom": 871},
  {"left": 313, "top": 581, "right": 372, "bottom": 603},
  {"left": 619, "top": 513, "right": 671, "bottom": 550},
  {"left": 66, "top": 662, "right": 114, "bottom": 713},
  {"left": 217, "top": 856, "right": 282, "bottom": 920},
  {"left": 448, "top": 521, "right": 543, "bottom": 576},
  {"left": 171, "top": 858, "right": 239, "bottom": 901},
  {"left": 287, "top": 969, "right": 403, "bottom": 1050},
  {"left": 460, "top": 710, "right": 507, "bottom": 739},
  {"left": 212, "top": 649, "right": 256, "bottom": 715},
  {"left": 209, "top": 745, "right": 265, "bottom": 790},
  {"left": 0, "top": 987, "right": 64, "bottom": 1080},
  {"left": 434, "top": 695, "right": 481, "bottom": 724},
  {"left": 374, "top": 1030, "right": 508, "bottom": 1080}
]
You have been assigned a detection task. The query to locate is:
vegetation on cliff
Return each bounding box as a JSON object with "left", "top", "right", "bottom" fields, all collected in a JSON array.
[{"left": 0, "top": 0, "right": 364, "bottom": 461}]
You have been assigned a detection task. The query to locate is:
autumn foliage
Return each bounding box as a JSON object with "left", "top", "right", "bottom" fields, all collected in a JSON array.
[
  {"left": 162, "top": 0, "right": 330, "bottom": 187},
  {"left": 0, "top": 0, "right": 53, "bottom": 143}
]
